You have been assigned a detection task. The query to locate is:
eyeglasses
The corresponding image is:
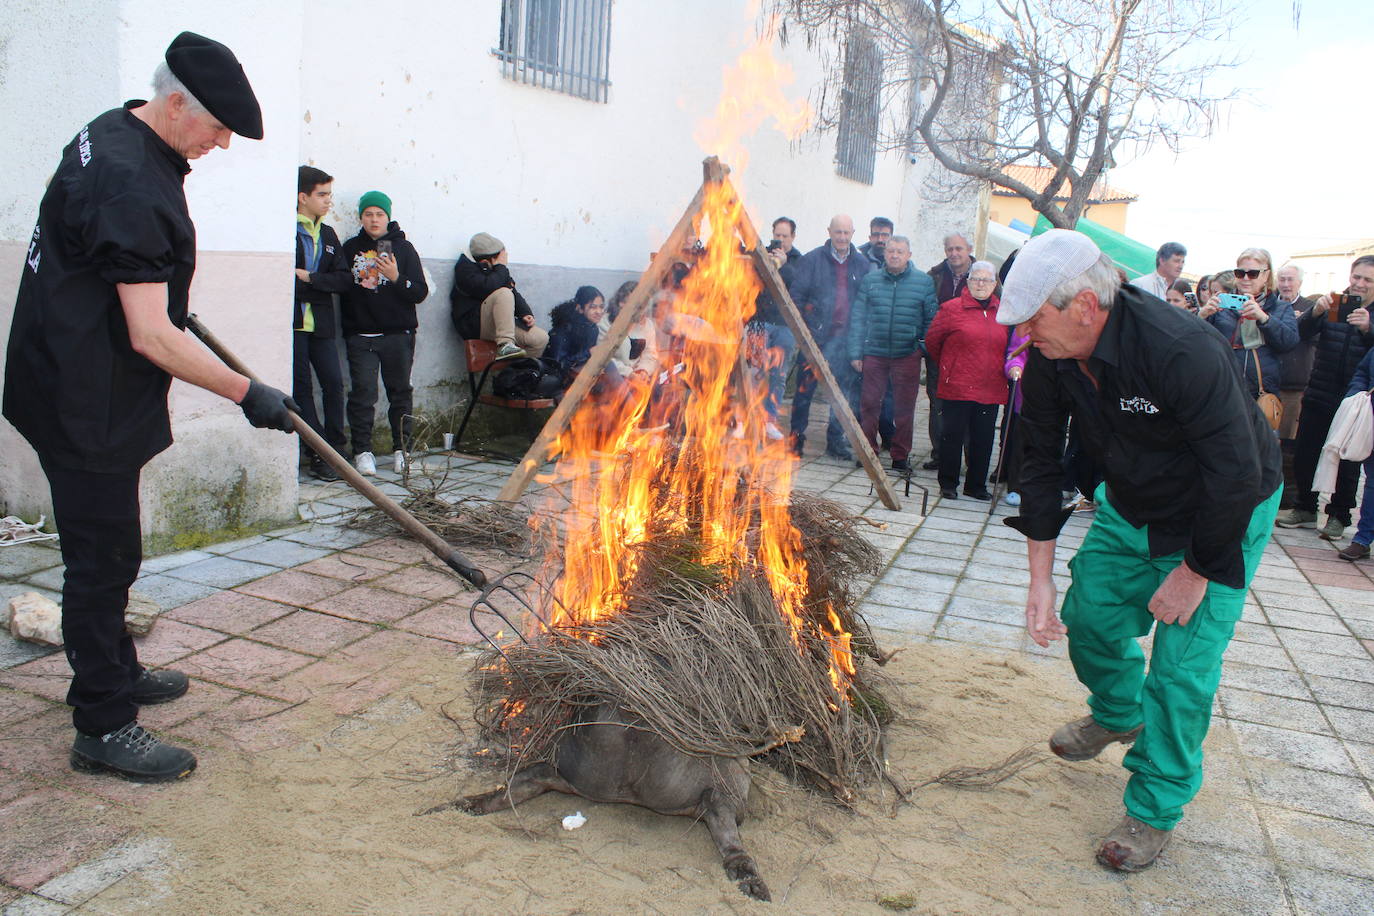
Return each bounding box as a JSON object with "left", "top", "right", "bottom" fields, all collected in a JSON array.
[
  {"left": 1234, "top": 268, "right": 1267, "bottom": 280},
  {"left": 968, "top": 276, "right": 997, "bottom": 284}
]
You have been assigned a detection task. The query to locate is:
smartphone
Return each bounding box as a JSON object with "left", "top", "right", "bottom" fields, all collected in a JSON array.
[
  {"left": 1218, "top": 293, "right": 1248, "bottom": 311},
  {"left": 1183, "top": 292, "right": 1198, "bottom": 309},
  {"left": 375, "top": 240, "right": 393, "bottom": 258},
  {"left": 766, "top": 239, "right": 781, "bottom": 252}
]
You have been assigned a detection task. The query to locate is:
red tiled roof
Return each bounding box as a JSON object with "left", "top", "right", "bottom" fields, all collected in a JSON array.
[{"left": 991, "top": 165, "right": 1138, "bottom": 205}]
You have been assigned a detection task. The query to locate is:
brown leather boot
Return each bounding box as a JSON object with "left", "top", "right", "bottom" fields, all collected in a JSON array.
[
  {"left": 1050, "top": 714, "right": 1143, "bottom": 761},
  {"left": 1096, "top": 815, "right": 1172, "bottom": 871}
]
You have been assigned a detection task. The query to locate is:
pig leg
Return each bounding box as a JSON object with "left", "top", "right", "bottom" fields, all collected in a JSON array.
[
  {"left": 419, "top": 763, "right": 576, "bottom": 816},
  {"left": 702, "top": 788, "right": 771, "bottom": 902}
]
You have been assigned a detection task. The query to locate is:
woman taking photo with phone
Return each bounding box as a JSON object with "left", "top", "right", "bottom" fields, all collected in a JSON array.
[{"left": 1202, "top": 248, "right": 1297, "bottom": 398}]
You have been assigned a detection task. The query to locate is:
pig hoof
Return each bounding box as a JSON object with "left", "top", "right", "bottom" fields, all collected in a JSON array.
[
  {"left": 724, "top": 857, "right": 771, "bottom": 901},
  {"left": 737, "top": 876, "right": 771, "bottom": 902}
]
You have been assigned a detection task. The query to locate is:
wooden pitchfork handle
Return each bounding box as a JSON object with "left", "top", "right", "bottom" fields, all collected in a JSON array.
[{"left": 186, "top": 315, "right": 488, "bottom": 588}]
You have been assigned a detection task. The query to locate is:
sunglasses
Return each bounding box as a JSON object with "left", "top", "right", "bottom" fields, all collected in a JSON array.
[{"left": 1233, "top": 268, "right": 1267, "bottom": 280}]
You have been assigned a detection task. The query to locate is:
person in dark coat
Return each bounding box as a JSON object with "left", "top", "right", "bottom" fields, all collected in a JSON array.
[
  {"left": 923, "top": 261, "right": 1009, "bottom": 499},
  {"left": 547, "top": 286, "right": 606, "bottom": 383},
  {"left": 1199, "top": 247, "right": 1297, "bottom": 397},
  {"left": 751, "top": 217, "right": 803, "bottom": 439},
  {"left": 785, "top": 215, "right": 872, "bottom": 460},
  {"left": 293, "top": 165, "right": 352, "bottom": 481},
  {"left": 449, "top": 233, "right": 549, "bottom": 360},
  {"left": 1, "top": 33, "right": 295, "bottom": 783},
  {"left": 1276, "top": 254, "right": 1374, "bottom": 539},
  {"left": 845, "top": 236, "right": 938, "bottom": 470},
  {"left": 339, "top": 191, "right": 429, "bottom": 477},
  {"left": 1273, "top": 263, "right": 1317, "bottom": 509}
]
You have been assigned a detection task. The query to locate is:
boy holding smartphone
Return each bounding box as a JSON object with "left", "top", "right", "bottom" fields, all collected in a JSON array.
[{"left": 340, "top": 190, "right": 428, "bottom": 475}]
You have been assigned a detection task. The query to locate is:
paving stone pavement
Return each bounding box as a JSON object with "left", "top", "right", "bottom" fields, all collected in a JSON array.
[{"left": 0, "top": 445, "right": 1371, "bottom": 913}]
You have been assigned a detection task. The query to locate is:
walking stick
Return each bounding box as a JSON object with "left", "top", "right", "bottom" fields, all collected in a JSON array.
[
  {"left": 988, "top": 339, "right": 1031, "bottom": 517},
  {"left": 186, "top": 315, "right": 488, "bottom": 588}
]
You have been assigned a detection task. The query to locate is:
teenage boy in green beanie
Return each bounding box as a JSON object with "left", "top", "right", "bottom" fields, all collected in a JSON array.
[{"left": 339, "top": 191, "right": 428, "bottom": 476}]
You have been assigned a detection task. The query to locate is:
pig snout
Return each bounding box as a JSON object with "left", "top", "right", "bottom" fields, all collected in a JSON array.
[{"left": 437, "top": 703, "right": 771, "bottom": 901}]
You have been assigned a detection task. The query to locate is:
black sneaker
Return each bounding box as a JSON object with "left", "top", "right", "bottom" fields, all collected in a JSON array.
[
  {"left": 71, "top": 722, "right": 197, "bottom": 783},
  {"left": 132, "top": 669, "right": 189, "bottom": 705},
  {"left": 309, "top": 456, "right": 340, "bottom": 482}
]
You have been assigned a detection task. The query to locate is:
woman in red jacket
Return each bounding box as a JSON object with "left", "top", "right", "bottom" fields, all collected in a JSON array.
[{"left": 924, "top": 261, "right": 1010, "bottom": 500}]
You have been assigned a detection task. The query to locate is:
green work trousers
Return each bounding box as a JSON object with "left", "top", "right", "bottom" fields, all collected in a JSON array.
[{"left": 1060, "top": 483, "right": 1280, "bottom": 830}]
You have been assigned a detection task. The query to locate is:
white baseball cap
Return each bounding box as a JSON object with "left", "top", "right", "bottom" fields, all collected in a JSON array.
[{"left": 997, "top": 229, "right": 1103, "bottom": 325}]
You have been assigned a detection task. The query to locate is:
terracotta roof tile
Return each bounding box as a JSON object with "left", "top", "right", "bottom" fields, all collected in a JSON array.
[{"left": 991, "top": 165, "right": 1138, "bottom": 205}]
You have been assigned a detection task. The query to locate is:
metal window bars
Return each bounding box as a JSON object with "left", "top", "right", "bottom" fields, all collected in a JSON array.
[
  {"left": 496, "top": 0, "right": 613, "bottom": 103},
  {"left": 836, "top": 32, "right": 881, "bottom": 184}
]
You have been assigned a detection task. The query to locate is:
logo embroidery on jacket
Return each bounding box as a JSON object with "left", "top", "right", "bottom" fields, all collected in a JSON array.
[
  {"left": 78, "top": 126, "right": 93, "bottom": 167},
  {"left": 26, "top": 226, "right": 40, "bottom": 274},
  {"left": 1119, "top": 396, "right": 1159, "bottom": 415}
]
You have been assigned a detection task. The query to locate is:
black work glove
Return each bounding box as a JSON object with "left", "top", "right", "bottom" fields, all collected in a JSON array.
[{"left": 239, "top": 380, "right": 299, "bottom": 432}]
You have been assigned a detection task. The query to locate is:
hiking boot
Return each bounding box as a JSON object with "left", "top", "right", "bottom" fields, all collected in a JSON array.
[
  {"left": 1339, "top": 541, "right": 1370, "bottom": 561},
  {"left": 355, "top": 451, "right": 377, "bottom": 476},
  {"left": 1095, "top": 816, "right": 1172, "bottom": 872},
  {"left": 1318, "top": 516, "right": 1347, "bottom": 541},
  {"left": 1276, "top": 508, "right": 1317, "bottom": 529},
  {"left": 1050, "top": 714, "right": 1143, "bottom": 761},
  {"left": 132, "top": 669, "right": 189, "bottom": 705},
  {"left": 495, "top": 342, "right": 525, "bottom": 360},
  {"left": 308, "top": 456, "right": 339, "bottom": 482},
  {"left": 71, "top": 722, "right": 197, "bottom": 783}
]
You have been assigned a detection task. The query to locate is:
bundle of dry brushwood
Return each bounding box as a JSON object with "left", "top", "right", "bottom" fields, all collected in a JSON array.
[{"left": 471, "top": 490, "right": 892, "bottom": 803}]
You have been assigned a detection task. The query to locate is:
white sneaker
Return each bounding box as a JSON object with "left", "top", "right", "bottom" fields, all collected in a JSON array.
[
  {"left": 355, "top": 451, "right": 376, "bottom": 476},
  {"left": 765, "top": 421, "right": 784, "bottom": 441},
  {"left": 1005, "top": 491, "right": 1021, "bottom": 507},
  {"left": 393, "top": 450, "right": 406, "bottom": 474}
]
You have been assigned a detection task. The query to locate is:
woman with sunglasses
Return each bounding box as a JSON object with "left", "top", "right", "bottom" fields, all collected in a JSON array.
[{"left": 1201, "top": 248, "right": 1297, "bottom": 399}]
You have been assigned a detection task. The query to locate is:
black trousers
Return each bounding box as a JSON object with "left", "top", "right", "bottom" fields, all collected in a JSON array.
[
  {"left": 924, "top": 354, "right": 944, "bottom": 457},
  {"left": 938, "top": 399, "right": 998, "bottom": 494},
  {"left": 39, "top": 456, "right": 143, "bottom": 736},
  {"left": 346, "top": 331, "right": 415, "bottom": 456},
  {"left": 1292, "top": 403, "right": 1361, "bottom": 522},
  {"left": 293, "top": 330, "right": 346, "bottom": 460}
]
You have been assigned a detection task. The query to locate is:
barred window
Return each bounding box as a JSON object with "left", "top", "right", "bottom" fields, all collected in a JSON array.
[
  {"left": 496, "top": 0, "right": 613, "bottom": 103},
  {"left": 836, "top": 32, "right": 881, "bottom": 184}
]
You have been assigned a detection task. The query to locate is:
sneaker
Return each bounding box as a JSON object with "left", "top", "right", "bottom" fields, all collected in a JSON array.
[
  {"left": 309, "top": 456, "right": 339, "bottom": 482},
  {"left": 1004, "top": 491, "right": 1022, "bottom": 507},
  {"left": 1050, "top": 714, "right": 1143, "bottom": 762},
  {"left": 494, "top": 342, "right": 525, "bottom": 360},
  {"left": 1338, "top": 541, "right": 1370, "bottom": 561},
  {"left": 764, "top": 422, "right": 784, "bottom": 441},
  {"left": 131, "top": 669, "right": 188, "bottom": 705},
  {"left": 70, "top": 722, "right": 197, "bottom": 783},
  {"left": 393, "top": 450, "right": 407, "bottom": 474},
  {"left": 1095, "top": 816, "right": 1172, "bottom": 872},
  {"left": 1318, "top": 516, "right": 1346, "bottom": 541},
  {"left": 355, "top": 451, "right": 376, "bottom": 476},
  {"left": 891, "top": 458, "right": 911, "bottom": 473},
  {"left": 1275, "top": 508, "right": 1317, "bottom": 529}
]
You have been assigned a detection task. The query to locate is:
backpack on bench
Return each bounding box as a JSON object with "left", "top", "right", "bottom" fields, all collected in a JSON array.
[{"left": 491, "top": 357, "right": 563, "bottom": 400}]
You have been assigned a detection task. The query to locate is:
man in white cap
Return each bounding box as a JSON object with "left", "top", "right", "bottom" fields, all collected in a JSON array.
[
  {"left": 3, "top": 32, "right": 292, "bottom": 783},
  {"left": 998, "top": 229, "right": 1282, "bottom": 871}
]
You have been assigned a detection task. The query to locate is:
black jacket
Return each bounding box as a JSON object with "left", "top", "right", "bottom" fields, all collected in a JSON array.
[
  {"left": 293, "top": 220, "right": 351, "bottom": 337},
  {"left": 786, "top": 242, "right": 872, "bottom": 339},
  {"left": 1277, "top": 296, "right": 1317, "bottom": 392},
  {"left": 546, "top": 301, "right": 600, "bottom": 372},
  {"left": 1296, "top": 294, "right": 1374, "bottom": 414},
  {"left": 753, "top": 245, "right": 803, "bottom": 325},
  {"left": 449, "top": 254, "right": 533, "bottom": 340},
  {"left": 339, "top": 223, "right": 428, "bottom": 336},
  {"left": 1010, "top": 285, "right": 1281, "bottom": 589},
  {"left": 4, "top": 102, "right": 194, "bottom": 472}
]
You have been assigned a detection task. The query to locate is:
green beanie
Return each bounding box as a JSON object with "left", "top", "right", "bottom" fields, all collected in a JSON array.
[{"left": 358, "top": 190, "right": 392, "bottom": 219}]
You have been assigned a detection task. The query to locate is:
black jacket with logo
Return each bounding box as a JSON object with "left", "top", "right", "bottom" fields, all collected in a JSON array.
[
  {"left": 339, "top": 223, "right": 428, "bottom": 336},
  {"left": 4, "top": 102, "right": 194, "bottom": 472},
  {"left": 293, "top": 221, "right": 351, "bottom": 338},
  {"left": 1010, "top": 285, "right": 1281, "bottom": 589}
]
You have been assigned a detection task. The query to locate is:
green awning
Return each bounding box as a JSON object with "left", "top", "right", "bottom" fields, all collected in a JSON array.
[{"left": 1031, "top": 214, "right": 1156, "bottom": 280}]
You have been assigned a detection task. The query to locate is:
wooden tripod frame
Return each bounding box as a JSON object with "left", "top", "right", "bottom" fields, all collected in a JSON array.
[{"left": 496, "top": 157, "right": 901, "bottom": 510}]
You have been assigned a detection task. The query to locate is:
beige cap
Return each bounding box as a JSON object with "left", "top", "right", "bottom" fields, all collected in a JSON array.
[
  {"left": 469, "top": 232, "right": 504, "bottom": 259},
  {"left": 997, "top": 229, "right": 1102, "bottom": 325}
]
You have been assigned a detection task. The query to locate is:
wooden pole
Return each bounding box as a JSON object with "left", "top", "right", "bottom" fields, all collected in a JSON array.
[
  {"left": 185, "top": 316, "right": 488, "bottom": 587},
  {"left": 497, "top": 185, "right": 706, "bottom": 502},
  {"left": 723, "top": 178, "right": 901, "bottom": 510}
]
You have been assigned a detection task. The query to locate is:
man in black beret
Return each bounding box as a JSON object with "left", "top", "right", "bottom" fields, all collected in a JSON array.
[{"left": 3, "top": 32, "right": 292, "bottom": 783}]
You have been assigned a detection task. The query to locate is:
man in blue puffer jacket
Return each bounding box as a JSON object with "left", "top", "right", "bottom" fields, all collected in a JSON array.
[{"left": 846, "top": 236, "right": 938, "bottom": 471}]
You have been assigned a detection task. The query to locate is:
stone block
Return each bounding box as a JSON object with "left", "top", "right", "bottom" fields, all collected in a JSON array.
[{"left": 7, "top": 593, "right": 61, "bottom": 647}]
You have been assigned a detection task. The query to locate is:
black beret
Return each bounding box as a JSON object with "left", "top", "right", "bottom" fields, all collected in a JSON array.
[{"left": 165, "top": 31, "right": 263, "bottom": 140}]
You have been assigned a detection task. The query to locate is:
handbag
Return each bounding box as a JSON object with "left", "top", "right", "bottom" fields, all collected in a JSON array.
[{"left": 1252, "top": 350, "right": 1283, "bottom": 431}]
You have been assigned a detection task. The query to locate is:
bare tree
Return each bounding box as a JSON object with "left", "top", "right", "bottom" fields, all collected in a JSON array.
[{"left": 776, "top": 0, "right": 1239, "bottom": 228}]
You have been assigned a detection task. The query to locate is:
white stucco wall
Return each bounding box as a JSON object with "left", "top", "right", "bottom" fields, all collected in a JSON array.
[{"left": 0, "top": 2, "right": 303, "bottom": 545}]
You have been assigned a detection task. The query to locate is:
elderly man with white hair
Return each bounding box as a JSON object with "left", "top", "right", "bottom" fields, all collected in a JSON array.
[
  {"left": 4, "top": 32, "right": 293, "bottom": 783},
  {"left": 999, "top": 229, "right": 1282, "bottom": 872}
]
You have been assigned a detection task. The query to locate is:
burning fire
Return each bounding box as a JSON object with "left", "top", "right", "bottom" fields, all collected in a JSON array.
[{"left": 532, "top": 19, "right": 854, "bottom": 697}]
